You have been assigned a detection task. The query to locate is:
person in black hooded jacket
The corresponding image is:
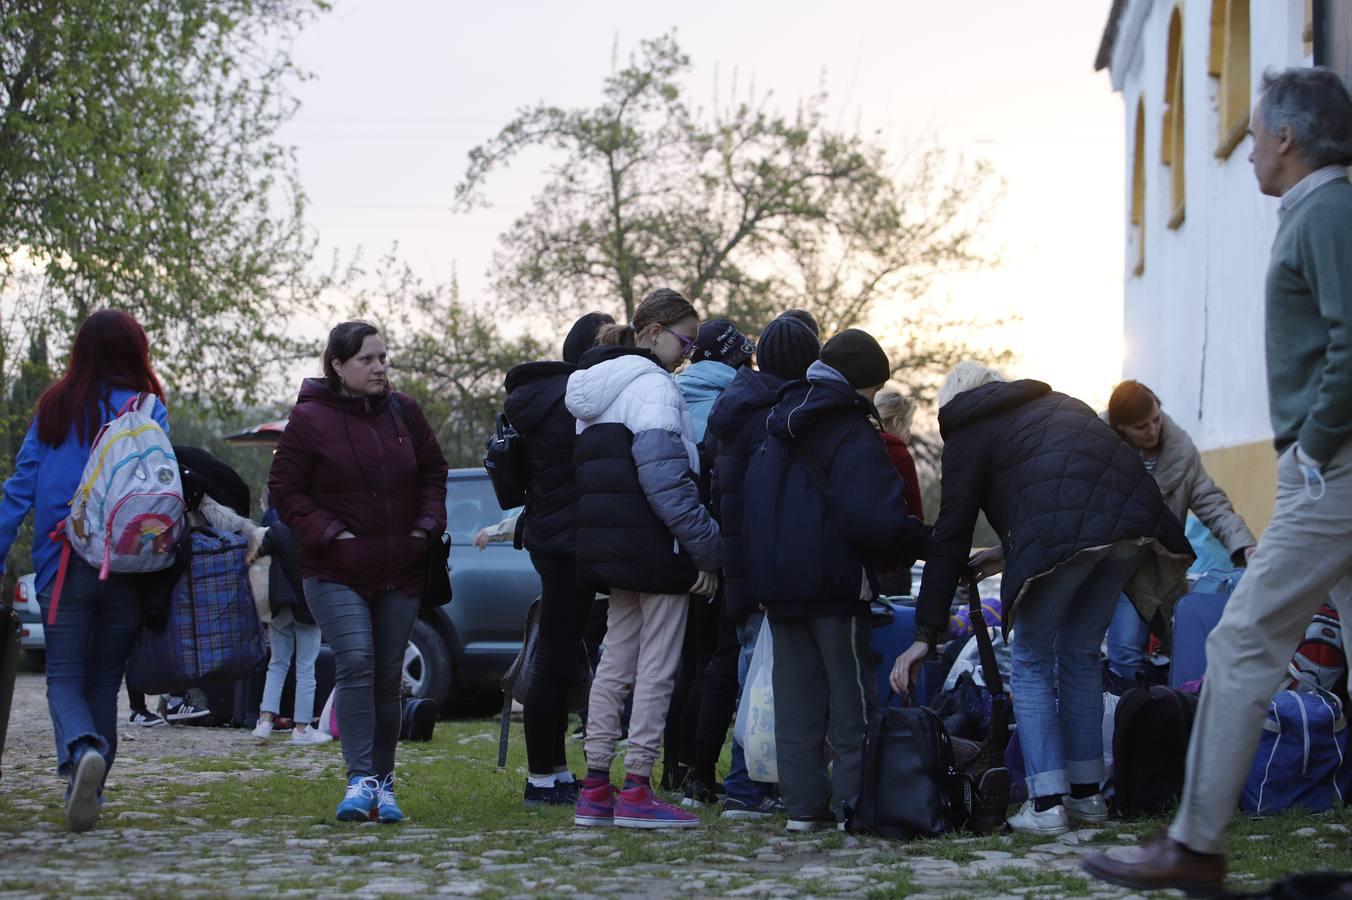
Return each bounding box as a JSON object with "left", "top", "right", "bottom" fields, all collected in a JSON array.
[
  {"left": 503, "top": 311, "right": 613, "bottom": 807},
  {"left": 702, "top": 312, "right": 820, "bottom": 819},
  {"left": 742, "top": 328, "right": 930, "bottom": 830},
  {"left": 889, "top": 361, "right": 1192, "bottom": 838}
]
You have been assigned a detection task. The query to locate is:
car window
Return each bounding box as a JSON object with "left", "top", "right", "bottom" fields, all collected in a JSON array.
[{"left": 445, "top": 476, "right": 521, "bottom": 544}]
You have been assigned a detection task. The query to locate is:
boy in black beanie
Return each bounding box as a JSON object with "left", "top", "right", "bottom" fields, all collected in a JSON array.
[{"left": 741, "top": 327, "right": 929, "bottom": 830}]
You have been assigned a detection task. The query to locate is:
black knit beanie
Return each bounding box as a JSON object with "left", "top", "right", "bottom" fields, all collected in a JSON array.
[
  {"left": 692, "top": 319, "right": 756, "bottom": 368},
  {"left": 756, "top": 316, "right": 820, "bottom": 380},
  {"left": 780, "top": 308, "right": 820, "bottom": 337},
  {"left": 820, "top": 328, "right": 890, "bottom": 389},
  {"left": 562, "top": 312, "right": 616, "bottom": 365}
]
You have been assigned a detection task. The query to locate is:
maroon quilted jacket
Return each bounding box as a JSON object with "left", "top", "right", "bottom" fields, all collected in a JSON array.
[{"left": 267, "top": 378, "right": 448, "bottom": 598}]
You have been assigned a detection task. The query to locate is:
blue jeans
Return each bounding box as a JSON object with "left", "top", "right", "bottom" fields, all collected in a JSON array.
[
  {"left": 723, "top": 612, "right": 773, "bottom": 804},
  {"left": 38, "top": 557, "right": 145, "bottom": 782},
  {"left": 260, "top": 608, "right": 324, "bottom": 723},
  {"left": 1105, "top": 594, "right": 1149, "bottom": 680},
  {"left": 1011, "top": 543, "right": 1141, "bottom": 798}
]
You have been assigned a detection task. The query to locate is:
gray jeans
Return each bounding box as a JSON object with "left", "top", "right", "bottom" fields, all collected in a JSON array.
[
  {"left": 304, "top": 579, "right": 419, "bottom": 780},
  {"left": 770, "top": 614, "right": 875, "bottom": 820}
]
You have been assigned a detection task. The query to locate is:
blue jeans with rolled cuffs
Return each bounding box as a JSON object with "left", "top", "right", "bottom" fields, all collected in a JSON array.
[
  {"left": 1011, "top": 542, "right": 1141, "bottom": 799},
  {"left": 304, "top": 579, "right": 418, "bottom": 780},
  {"left": 38, "top": 557, "right": 144, "bottom": 784}
]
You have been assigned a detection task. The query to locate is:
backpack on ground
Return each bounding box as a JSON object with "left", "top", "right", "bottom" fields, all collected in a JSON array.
[
  {"left": 1241, "top": 687, "right": 1350, "bottom": 816},
  {"left": 1111, "top": 684, "right": 1199, "bottom": 817},
  {"left": 125, "top": 527, "right": 267, "bottom": 694},
  {"left": 850, "top": 571, "right": 1011, "bottom": 839},
  {"left": 483, "top": 412, "right": 529, "bottom": 511},
  {"left": 400, "top": 697, "right": 439, "bottom": 742},
  {"left": 65, "top": 393, "right": 184, "bottom": 579}
]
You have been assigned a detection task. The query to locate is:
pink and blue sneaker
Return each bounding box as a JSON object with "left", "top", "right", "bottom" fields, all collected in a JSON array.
[
  {"left": 574, "top": 778, "right": 618, "bottom": 827},
  {"left": 614, "top": 777, "right": 700, "bottom": 829}
]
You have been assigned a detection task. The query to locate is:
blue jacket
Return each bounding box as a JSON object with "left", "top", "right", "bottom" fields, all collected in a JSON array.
[
  {"left": 743, "top": 361, "right": 929, "bottom": 620},
  {"left": 0, "top": 386, "right": 170, "bottom": 594},
  {"left": 706, "top": 366, "right": 789, "bottom": 622},
  {"left": 677, "top": 360, "right": 737, "bottom": 445}
]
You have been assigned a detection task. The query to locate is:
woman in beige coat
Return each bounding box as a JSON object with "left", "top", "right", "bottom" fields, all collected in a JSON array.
[{"left": 1104, "top": 380, "right": 1256, "bottom": 681}]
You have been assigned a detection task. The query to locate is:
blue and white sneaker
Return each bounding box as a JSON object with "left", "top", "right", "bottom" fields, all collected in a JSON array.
[
  {"left": 336, "top": 775, "right": 380, "bottom": 822},
  {"left": 66, "top": 746, "right": 106, "bottom": 833},
  {"left": 375, "top": 775, "right": 404, "bottom": 824}
]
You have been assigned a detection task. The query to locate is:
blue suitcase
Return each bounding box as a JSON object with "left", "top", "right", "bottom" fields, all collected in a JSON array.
[
  {"left": 870, "top": 598, "right": 930, "bottom": 706},
  {"left": 1169, "top": 593, "right": 1229, "bottom": 688}
]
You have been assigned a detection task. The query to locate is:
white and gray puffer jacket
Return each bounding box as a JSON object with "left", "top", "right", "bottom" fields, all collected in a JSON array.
[{"left": 566, "top": 345, "right": 722, "bottom": 594}]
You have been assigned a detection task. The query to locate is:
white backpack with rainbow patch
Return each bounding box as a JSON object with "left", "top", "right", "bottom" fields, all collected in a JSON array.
[{"left": 65, "top": 393, "right": 185, "bottom": 578}]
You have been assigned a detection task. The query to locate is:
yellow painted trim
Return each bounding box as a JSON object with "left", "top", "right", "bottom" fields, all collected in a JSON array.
[{"left": 1199, "top": 439, "right": 1278, "bottom": 536}]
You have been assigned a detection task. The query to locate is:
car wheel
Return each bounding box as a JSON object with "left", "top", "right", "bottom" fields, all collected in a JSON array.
[
  {"left": 405, "top": 619, "right": 452, "bottom": 709},
  {"left": 23, "top": 649, "right": 45, "bottom": 673}
]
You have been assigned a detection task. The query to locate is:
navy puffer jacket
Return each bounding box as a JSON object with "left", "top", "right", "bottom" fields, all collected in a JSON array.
[
  {"left": 917, "top": 380, "right": 1193, "bottom": 635},
  {"left": 742, "top": 362, "right": 930, "bottom": 621},
  {"left": 706, "top": 367, "right": 790, "bottom": 622},
  {"left": 504, "top": 361, "right": 579, "bottom": 556}
]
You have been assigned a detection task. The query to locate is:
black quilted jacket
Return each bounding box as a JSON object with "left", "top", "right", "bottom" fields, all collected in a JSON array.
[
  {"left": 504, "top": 361, "right": 580, "bottom": 557},
  {"left": 916, "top": 380, "right": 1192, "bottom": 633}
]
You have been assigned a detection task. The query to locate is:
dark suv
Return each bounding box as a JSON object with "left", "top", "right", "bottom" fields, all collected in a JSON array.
[{"left": 404, "top": 469, "right": 541, "bottom": 707}]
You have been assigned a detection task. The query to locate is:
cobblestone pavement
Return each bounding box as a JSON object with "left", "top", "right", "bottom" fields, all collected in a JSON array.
[{"left": 1, "top": 673, "right": 1341, "bottom": 898}]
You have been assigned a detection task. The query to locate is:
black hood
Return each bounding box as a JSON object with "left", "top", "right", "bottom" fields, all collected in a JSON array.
[
  {"left": 938, "top": 379, "right": 1052, "bottom": 437},
  {"left": 505, "top": 361, "right": 575, "bottom": 434},
  {"left": 577, "top": 344, "right": 661, "bottom": 370},
  {"left": 707, "top": 367, "right": 788, "bottom": 443},
  {"left": 766, "top": 361, "right": 876, "bottom": 442}
]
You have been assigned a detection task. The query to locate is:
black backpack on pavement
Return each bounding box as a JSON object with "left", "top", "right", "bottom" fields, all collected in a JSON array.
[
  {"left": 1111, "top": 684, "right": 1199, "bottom": 817},
  {"left": 849, "top": 571, "right": 1011, "bottom": 839}
]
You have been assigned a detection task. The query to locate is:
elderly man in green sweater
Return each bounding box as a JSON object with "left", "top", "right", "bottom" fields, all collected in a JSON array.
[{"left": 1085, "top": 67, "right": 1352, "bottom": 895}]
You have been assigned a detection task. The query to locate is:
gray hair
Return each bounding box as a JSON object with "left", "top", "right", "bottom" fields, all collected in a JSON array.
[
  {"left": 937, "top": 361, "right": 1006, "bottom": 409},
  {"left": 1259, "top": 67, "right": 1352, "bottom": 168}
]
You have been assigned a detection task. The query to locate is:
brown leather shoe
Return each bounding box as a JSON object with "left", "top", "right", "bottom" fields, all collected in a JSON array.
[{"left": 1081, "top": 832, "right": 1225, "bottom": 897}]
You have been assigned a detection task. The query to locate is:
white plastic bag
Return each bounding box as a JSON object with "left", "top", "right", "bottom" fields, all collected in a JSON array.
[{"left": 733, "top": 616, "right": 777, "bottom": 782}]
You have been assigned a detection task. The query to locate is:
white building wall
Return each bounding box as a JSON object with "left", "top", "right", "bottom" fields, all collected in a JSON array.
[{"left": 1111, "top": 0, "right": 1308, "bottom": 453}]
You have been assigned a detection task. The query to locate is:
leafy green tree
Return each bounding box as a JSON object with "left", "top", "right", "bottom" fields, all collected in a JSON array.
[
  {"left": 0, "top": 0, "right": 326, "bottom": 406},
  {"left": 455, "top": 32, "right": 1003, "bottom": 387}
]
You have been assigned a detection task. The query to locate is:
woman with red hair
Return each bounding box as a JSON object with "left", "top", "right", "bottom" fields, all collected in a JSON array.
[{"left": 0, "top": 310, "right": 170, "bottom": 833}]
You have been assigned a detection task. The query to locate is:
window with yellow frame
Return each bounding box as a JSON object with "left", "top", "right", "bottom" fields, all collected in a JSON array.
[
  {"left": 1131, "top": 97, "right": 1146, "bottom": 275},
  {"left": 1210, "top": 0, "right": 1251, "bottom": 159},
  {"left": 1163, "top": 7, "right": 1186, "bottom": 228}
]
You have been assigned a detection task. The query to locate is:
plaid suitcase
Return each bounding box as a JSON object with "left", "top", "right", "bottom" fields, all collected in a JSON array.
[{"left": 127, "top": 527, "right": 267, "bottom": 694}]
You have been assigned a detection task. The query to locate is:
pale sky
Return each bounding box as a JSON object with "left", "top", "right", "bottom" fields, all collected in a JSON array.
[{"left": 278, "top": 0, "right": 1125, "bottom": 409}]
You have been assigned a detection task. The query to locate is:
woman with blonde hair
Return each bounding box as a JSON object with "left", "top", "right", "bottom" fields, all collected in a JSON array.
[{"left": 892, "top": 362, "right": 1192, "bottom": 836}]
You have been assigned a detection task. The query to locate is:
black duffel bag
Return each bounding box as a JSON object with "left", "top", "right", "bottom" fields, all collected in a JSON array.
[{"left": 849, "top": 570, "right": 1011, "bottom": 838}]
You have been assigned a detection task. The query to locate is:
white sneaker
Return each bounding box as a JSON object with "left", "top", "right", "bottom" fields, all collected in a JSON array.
[
  {"left": 252, "top": 720, "right": 273, "bottom": 740},
  {"left": 1006, "top": 800, "right": 1070, "bottom": 836},
  {"left": 290, "top": 726, "right": 333, "bottom": 745},
  {"left": 1062, "top": 793, "right": 1109, "bottom": 824}
]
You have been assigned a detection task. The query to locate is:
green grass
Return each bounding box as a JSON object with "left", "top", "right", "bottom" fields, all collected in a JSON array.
[{"left": 2, "top": 715, "right": 1350, "bottom": 898}]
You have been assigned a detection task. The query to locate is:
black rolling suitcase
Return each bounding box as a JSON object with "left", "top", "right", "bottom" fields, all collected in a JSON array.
[{"left": 0, "top": 599, "right": 22, "bottom": 780}]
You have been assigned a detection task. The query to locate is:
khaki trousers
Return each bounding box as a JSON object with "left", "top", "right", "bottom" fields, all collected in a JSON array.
[
  {"left": 583, "top": 589, "right": 689, "bottom": 778},
  {"left": 1170, "top": 441, "right": 1352, "bottom": 854}
]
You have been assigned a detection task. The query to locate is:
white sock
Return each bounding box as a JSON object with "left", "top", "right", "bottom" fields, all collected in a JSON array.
[
  {"left": 553, "top": 769, "right": 576, "bottom": 784},
  {"left": 528, "top": 774, "right": 557, "bottom": 789}
]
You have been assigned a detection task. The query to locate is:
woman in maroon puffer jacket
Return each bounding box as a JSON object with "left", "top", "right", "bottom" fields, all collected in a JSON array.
[{"left": 268, "top": 320, "right": 447, "bottom": 824}]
